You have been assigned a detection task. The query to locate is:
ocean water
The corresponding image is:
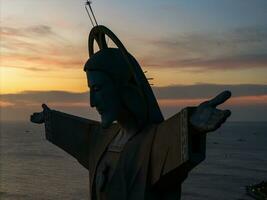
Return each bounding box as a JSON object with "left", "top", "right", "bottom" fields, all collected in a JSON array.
[
  {"left": 182, "top": 121, "right": 267, "bottom": 200},
  {"left": 0, "top": 121, "right": 89, "bottom": 200},
  {"left": 0, "top": 121, "right": 267, "bottom": 200}
]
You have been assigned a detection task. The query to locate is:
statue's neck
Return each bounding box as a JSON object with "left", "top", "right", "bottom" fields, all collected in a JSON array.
[
  {"left": 117, "top": 118, "right": 139, "bottom": 137},
  {"left": 117, "top": 108, "right": 145, "bottom": 137}
]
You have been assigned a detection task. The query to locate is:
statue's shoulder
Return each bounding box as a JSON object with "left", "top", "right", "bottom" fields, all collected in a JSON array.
[
  {"left": 153, "top": 108, "right": 190, "bottom": 146},
  {"left": 158, "top": 107, "right": 194, "bottom": 129},
  {"left": 158, "top": 111, "right": 181, "bottom": 128}
]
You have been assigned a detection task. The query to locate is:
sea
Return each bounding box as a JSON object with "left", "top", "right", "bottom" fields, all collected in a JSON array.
[{"left": 0, "top": 121, "right": 267, "bottom": 200}]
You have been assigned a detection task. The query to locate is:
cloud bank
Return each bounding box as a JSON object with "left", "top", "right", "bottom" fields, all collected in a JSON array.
[
  {"left": 1, "top": 25, "right": 85, "bottom": 71},
  {"left": 1, "top": 24, "right": 267, "bottom": 72},
  {"left": 1, "top": 84, "right": 266, "bottom": 121},
  {"left": 138, "top": 25, "right": 267, "bottom": 71}
]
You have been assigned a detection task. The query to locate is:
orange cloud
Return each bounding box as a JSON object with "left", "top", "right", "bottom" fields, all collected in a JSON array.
[
  {"left": 158, "top": 95, "right": 267, "bottom": 107},
  {"left": 0, "top": 101, "right": 15, "bottom": 107},
  {"left": 1, "top": 54, "right": 84, "bottom": 70},
  {"left": 1, "top": 91, "right": 266, "bottom": 121},
  {"left": 158, "top": 98, "right": 204, "bottom": 107},
  {"left": 48, "top": 102, "right": 89, "bottom": 108},
  {"left": 228, "top": 95, "right": 267, "bottom": 106},
  {"left": 1, "top": 25, "right": 87, "bottom": 72}
]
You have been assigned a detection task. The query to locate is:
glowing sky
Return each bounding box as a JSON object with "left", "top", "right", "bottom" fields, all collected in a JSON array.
[{"left": 1, "top": 0, "right": 267, "bottom": 121}]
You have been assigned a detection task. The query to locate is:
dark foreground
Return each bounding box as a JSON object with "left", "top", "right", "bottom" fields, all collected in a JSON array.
[{"left": 0, "top": 121, "right": 266, "bottom": 200}]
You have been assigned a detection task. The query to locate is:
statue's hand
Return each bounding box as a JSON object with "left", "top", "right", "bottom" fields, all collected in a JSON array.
[
  {"left": 190, "top": 91, "right": 231, "bottom": 133},
  {"left": 30, "top": 104, "right": 50, "bottom": 124}
]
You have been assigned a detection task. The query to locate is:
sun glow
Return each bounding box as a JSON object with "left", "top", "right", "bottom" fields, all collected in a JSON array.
[{"left": 0, "top": 66, "right": 89, "bottom": 94}]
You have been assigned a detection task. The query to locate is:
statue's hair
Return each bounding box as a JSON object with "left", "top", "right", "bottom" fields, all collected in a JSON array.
[
  {"left": 84, "top": 48, "right": 147, "bottom": 125},
  {"left": 84, "top": 47, "right": 164, "bottom": 124},
  {"left": 84, "top": 48, "right": 135, "bottom": 87}
]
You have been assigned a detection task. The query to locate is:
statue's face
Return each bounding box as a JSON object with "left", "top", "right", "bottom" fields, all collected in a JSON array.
[{"left": 86, "top": 70, "right": 121, "bottom": 128}]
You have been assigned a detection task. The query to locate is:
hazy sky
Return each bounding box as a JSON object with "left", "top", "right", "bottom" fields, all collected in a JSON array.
[{"left": 1, "top": 0, "right": 267, "bottom": 121}]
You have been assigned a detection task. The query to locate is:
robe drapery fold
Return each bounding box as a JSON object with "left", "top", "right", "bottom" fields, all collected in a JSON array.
[{"left": 43, "top": 107, "right": 206, "bottom": 200}]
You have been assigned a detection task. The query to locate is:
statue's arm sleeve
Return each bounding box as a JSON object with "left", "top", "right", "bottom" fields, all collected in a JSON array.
[
  {"left": 44, "top": 109, "right": 100, "bottom": 170},
  {"left": 150, "top": 107, "right": 206, "bottom": 187}
]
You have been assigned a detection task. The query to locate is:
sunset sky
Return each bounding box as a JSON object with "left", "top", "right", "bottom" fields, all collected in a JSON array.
[{"left": 1, "top": 0, "right": 267, "bottom": 121}]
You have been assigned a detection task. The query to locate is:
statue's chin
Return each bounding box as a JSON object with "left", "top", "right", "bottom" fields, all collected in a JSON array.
[{"left": 100, "top": 115, "right": 115, "bottom": 129}]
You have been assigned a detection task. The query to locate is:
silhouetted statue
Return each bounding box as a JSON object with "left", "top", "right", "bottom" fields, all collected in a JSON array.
[{"left": 31, "top": 25, "right": 231, "bottom": 200}]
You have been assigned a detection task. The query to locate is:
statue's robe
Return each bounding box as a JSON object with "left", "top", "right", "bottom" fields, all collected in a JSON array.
[{"left": 43, "top": 107, "right": 206, "bottom": 200}]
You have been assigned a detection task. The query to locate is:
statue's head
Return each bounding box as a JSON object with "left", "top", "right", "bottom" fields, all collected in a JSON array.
[
  {"left": 84, "top": 25, "right": 164, "bottom": 128},
  {"left": 84, "top": 48, "right": 148, "bottom": 128}
]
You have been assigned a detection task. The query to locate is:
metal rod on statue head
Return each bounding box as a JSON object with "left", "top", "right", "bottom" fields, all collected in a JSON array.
[
  {"left": 85, "top": 3, "right": 95, "bottom": 27},
  {"left": 87, "top": 0, "right": 98, "bottom": 26}
]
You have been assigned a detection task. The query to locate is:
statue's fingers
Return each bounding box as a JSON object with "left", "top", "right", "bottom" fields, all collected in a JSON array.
[
  {"left": 31, "top": 112, "right": 39, "bottom": 118},
  {"left": 30, "top": 113, "right": 39, "bottom": 123},
  {"left": 213, "top": 110, "right": 231, "bottom": 129},
  {"left": 214, "top": 109, "right": 231, "bottom": 123},
  {"left": 31, "top": 116, "right": 39, "bottom": 123},
  {"left": 30, "top": 114, "right": 34, "bottom": 121},
  {"left": 31, "top": 113, "right": 44, "bottom": 124},
  {"left": 42, "top": 103, "right": 50, "bottom": 111},
  {"left": 206, "top": 121, "right": 218, "bottom": 132},
  {"left": 223, "top": 109, "right": 231, "bottom": 118},
  {"left": 199, "top": 100, "right": 210, "bottom": 107},
  {"left": 206, "top": 110, "right": 230, "bottom": 132},
  {"left": 208, "top": 90, "right": 231, "bottom": 107}
]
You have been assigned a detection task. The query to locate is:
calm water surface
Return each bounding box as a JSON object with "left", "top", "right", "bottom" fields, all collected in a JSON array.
[{"left": 0, "top": 121, "right": 266, "bottom": 199}]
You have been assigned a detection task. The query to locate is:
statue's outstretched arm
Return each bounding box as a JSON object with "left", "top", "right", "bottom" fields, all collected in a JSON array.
[
  {"left": 31, "top": 104, "right": 100, "bottom": 170},
  {"left": 151, "top": 91, "right": 231, "bottom": 188},
  {"left": 151, "top": 107, "right": 205, "bottom": 188}
]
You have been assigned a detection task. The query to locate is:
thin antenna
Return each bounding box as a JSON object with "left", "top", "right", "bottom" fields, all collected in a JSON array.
[
  {"left": 85, "top": 3, "right": 95, "bottom": 27},
  {"left": 86, "top": 0, "right": 98, "bottom": 26}
]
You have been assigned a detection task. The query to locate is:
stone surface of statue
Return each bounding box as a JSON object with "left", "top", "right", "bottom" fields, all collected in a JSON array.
[{"left": 31, "top": 25, "right": 231, "bottom": 200}]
